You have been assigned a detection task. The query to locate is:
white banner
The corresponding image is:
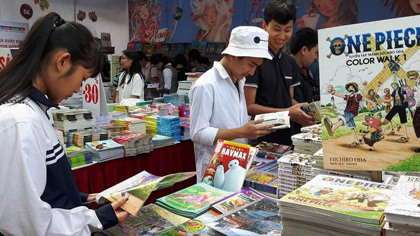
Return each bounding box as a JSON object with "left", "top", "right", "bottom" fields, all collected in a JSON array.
[{"left": 0, "top": 21, "right": 29, "bottom": 48}]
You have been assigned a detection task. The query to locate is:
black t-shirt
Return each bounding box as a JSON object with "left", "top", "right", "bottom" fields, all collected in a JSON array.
[
  {"left": 294, "top": 67, "right": 315, "bottom": 104},
  {"left": 245, "top": 49, "right": 300, "bottom": 145}
]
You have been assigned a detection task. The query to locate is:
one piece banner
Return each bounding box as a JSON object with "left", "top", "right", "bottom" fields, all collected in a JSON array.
[{"left": 319, "top": 15, "right": 420, "bottom": 171}]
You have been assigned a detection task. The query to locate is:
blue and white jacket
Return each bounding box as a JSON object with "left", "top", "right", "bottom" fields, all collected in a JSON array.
[{"left": 0, "top": 88, "right": 117, "bottom": 236}]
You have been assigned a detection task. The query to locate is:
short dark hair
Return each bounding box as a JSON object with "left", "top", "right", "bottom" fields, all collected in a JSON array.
[
  {"left": 188, "top": 49, "right": 201, "bottom": 63},
  {"left": 264, "top": 0, "right": 296, "bottom": 25},
  {"left": 150, "top": 53, "right": 169, "bottom": 66},
  {"left": 137, "top": 51, "right": 148, "bottom": 61},
  {"left": 289, "top": 27, "right": 318, "bottom": 55},
  {"left": 174, "top": 54, "right": 188, "bottom": 67},
  {"left": 0, "top": 12, "right": 102, "bottom": 104}
]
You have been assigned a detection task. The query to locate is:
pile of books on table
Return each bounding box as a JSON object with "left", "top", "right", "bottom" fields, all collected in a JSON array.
[
  {"left": 255, "top": 141, "right": 293, "bottom": 160},
  {"left": 112, "top": 132, "right": 153, "bottom": 156},
  {"left": 52, "top": 109, "right": 96, "bottom": 133},
  {"left": 279, "top": 174, "right": 393, "bottom": 236},
  {"left": 149, "top": 103, "right": 170, "bottom": 116},
  {"left": 111, "top": 117, "right": 146, "bottom": 134},
  {"left": 66, "top": 146, "right": 93, "bottom": 168},
  {"left": 291, "top": 131, "right": 322, "bottom": 155},
  {"left": 85, "top": 139, "right": 124, "bottom": 162},
  {"left": 177, "top": 72, "right": 203, "bottom": 95},
  {"left": 157, "top": 116, "right": 181, "bottom": 142},
  {"left": 383, "top": 175, "right": 420, "bottom": 235},
  {"left": 145, "top": 115, "right": 158, "bottom": 135},
  {"left": 244, "top": 160, "right": 280, "bottom": 198},
  {"left": 163, "top": 94, "right": 187, "bottom": 106},
  {"left": 152, "top": 134, "right": 175, "bottom": 149},
  {"left": 67, "top": 129, "right": 111, "bottom": 147}
]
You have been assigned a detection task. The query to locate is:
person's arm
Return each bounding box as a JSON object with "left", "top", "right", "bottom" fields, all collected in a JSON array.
[
  {"left": 290, "top": 87, "right": 298, "bottom": 105},
  {"left": 129, "top": 73, "right": 144, "bottom": 99},
  {"left": 158, "top": 68, "right": 172, "bottom": 94},
  {"left": 0, "top": 121, "right": 128, "bottom": 236}
]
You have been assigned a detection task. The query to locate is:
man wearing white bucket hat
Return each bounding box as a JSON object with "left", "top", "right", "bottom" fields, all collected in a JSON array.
[{"left": 189, "top": 26, "right": 274, "bottom": 181}]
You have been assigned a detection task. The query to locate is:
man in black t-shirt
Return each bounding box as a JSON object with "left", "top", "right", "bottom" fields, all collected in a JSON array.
[
  {"left": 244, "top": 1, "right": 315, "bottom": 145},
  {"left": 290, "top": 27, "right": 319, "bottom": 134}
]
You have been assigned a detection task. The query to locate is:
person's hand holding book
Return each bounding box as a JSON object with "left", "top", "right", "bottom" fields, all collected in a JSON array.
[
  {"left": 289, "top": 103, "right": 316, "bottom": 127},
  {"left": 111, "top": 195, "right": 130, "bottom": 223},
  {"left": 240, "top": 119, "right": 274, "bottom": 139}
]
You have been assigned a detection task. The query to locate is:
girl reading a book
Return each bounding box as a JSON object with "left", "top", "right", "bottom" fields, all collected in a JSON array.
[
  {"left": 116, "top": 49, "right": 146, "bottom": 102},
  {"left": 0, "top": 12, "right": 129, "bottom": 235}
]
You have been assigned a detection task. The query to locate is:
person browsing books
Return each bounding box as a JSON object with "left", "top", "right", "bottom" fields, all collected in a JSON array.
[
  {"left": 244, "top": 0, "right": 316, "bottom": 146},
  {"left": 115, "top": 49, "right": 145, "bottom": 103},
  {"left": 0, "top": 13, "right": 129, "bottom": 236},
  {"left": 189, "top": 26, "right": 275, "bottom": 181}
]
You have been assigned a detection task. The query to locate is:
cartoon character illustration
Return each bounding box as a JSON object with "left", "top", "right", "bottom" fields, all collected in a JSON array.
[
  {"left": 202, "top": 175, "right": 214, "bottom": 185},
  {"left": 190, "top": 0, "right": 233, "bottom": 42},
  {"left": 129, "top": 0, "right": 161, "bottom": 42},
  {"left": 214, "top": 159, "right": 246, "bottom": 192},
  {"left": 382, "top": 87, "right": 402, "bottom": 135},
  {"left": 298, "top": 0, "right": 358, "bottom": 29},
  {"left": 324, "top": 82, "right": 376, "bottom": 147},
  {"left": 381, "top": 81, "right": 410, "bottom": 143},
  {"left": 384, "top": 0, "right": 420, "bottom": 17},
  {"left": 359, "top": 117, "right": 384, "bottom": 151},
  {"left": 366, "top": 89, "right": 382, "bottom": 111}
]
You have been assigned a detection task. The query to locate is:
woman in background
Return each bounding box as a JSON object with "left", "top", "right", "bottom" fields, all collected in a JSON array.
[{"left": 116, "top": 49, "right": 145, "bottom": 102}]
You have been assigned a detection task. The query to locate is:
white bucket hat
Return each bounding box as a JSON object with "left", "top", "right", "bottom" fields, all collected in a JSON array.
[{"left": 222, "top": 26, "right": 272, "bottom": 60}]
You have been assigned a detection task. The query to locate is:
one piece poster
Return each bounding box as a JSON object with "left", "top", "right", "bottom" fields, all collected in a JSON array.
[{"left": 319, "top": 15, "right": 420, "bottom": 171}]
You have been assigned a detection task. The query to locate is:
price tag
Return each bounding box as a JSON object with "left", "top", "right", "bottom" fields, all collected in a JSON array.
[
  {"left": 155, "top": 28, "right": 167, "bottom": 43},
  {"left": 83, "top": 74, "right": 110, "bottom": 125}
]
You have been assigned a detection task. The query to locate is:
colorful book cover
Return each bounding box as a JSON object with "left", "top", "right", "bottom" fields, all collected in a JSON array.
[
  {"left": 85, "top": 139, "right": 123, "bottom": 152},
  {"left": 211, "top": 193, "right": 258, "bottom": 215},
  {"left": 384, "top": 175, "right": 420, "bottom": 227},
  {"left": 207, "top": 199, "right": 283, "bottom": 236},
  {"left": 104, "top": 204, "right": 189, "bottom": 236},
  {"left": 319, "top": 15, "right": 420, "bottom": 171},
  {"left": 279, "top": 174, "right": 394, "bottom": 224},
  {"left": 96, "top": 171, "right": 196, "bottom": 216},
  {"left": 202, "top": 140, "right": 255, "bottom": 192},
  {"left": 156, "top": 182, "right": 231, "bottom": 218},
  {"left": 159, "top": 219, "right": 211, "bottom": 236}
]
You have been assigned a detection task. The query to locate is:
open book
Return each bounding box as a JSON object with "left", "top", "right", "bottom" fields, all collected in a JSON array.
[
  {"left": 96, "top": 170, "right": 196, "bottom": 216},
  {"left": 254, "top": 111, "right": 290, "bottom": 129}
]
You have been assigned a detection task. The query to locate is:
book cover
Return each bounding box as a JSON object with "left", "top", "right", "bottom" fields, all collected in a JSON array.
[
  {"left": 254, "top": 111, "right": 290, "bottom": 130},
  {"left": 207, "top": 199, "right": 283, "bottom": 236},
  {"left": 96, "top": 170, "right": 196, "bottom": 216},
  {"left": 156, "top": 182, "right": 231, "bottom": 218},
  {"left": 279, "top": 174, "right": 394, "bottom": 224},
  {"left": 201, "top": 140, "right": 255, "bottom": 192},
  {"left": 319, "top": 15, "right": 420, "bottom": 171},
  {"left": 159, "top": 219, "right": 212, "bottom": 236},
  {"left": 384, "top": 175, "right": 420, "bottom": 227},
  {"left": 104, "top": 204, "right": 189, "bottom": 236}
]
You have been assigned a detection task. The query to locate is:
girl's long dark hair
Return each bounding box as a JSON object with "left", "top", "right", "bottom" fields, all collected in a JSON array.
[
  {"left": 0, "top": 12, "right": 103, "bottom": 104},
  {"left": 118, "top": 49, "right": 143, "bottom": 86}
]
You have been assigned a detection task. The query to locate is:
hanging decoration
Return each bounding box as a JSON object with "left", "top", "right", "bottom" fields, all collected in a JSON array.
[
  {"left": 77, "top": 10, "right": 86, "bottom": 21},
  {"left": 20, "top": 4, "right": 33, "bottom": 20},
  {"left": 168, "top": 0, "right": 184, "bottom": 42},
  {"left": 89, "top": 11, "right": 98, "bottom": 22},
  {"left": 34, "top": 0, "right": 50, "bottom": 11}
]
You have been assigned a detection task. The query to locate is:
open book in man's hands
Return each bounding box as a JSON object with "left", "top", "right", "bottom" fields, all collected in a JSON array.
[
  {"left": 255, "top": 111, "right": 290, "bottom": 130},
  {"left": 96, "top": 170, "right": 196, "bottom": 216}
]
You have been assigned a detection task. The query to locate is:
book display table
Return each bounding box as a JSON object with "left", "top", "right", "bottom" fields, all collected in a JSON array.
[{"left": 72, "top": 140, "right": 196, "bottom": 204}]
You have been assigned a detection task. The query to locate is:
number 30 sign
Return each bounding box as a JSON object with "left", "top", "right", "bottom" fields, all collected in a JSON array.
[{"left": 82, "top": 74, "right": 109, "bottom": 125}]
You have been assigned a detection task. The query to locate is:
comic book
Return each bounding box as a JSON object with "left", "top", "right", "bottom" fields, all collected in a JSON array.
[
  {"left": 159, "top": 219, "right": 218, "bottom": 236},
  {"left": 384, "top": 175, "right": 420, "bottom": 227},
  {"left": 319, "top": 15, "right": 420, "bottom": 171},
  {"left": 278, "top": 174, "right": 394, "bottom": 225},
  {"left": 155, "top": 182, "right": 232, "bottom": 218},
  {"left": 201, "top": 140, "right": 257, "bottom": 192},
  {"left": 254, "top": 111, "right": 290, "bottom": 130},
  {"left": 210, "top": 188, "right": 264, "bottom": 214},
  {"left": 103, "top": 204, "right": 189, "bottom": 236},
  {"left": 207, "top": 198, "right": 283, "bottom": 236},
  {"left": 96, "top": 170, "right": 196, "bottom": 216}
]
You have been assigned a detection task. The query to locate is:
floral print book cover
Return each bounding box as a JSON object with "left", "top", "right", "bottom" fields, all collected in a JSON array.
[{"left": 318, "top": 14, "right": 420, "bottom": 172}]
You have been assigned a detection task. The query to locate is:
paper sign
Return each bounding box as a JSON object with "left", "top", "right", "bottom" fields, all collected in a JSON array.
[
  {"left": 155, "top": 28, "right": 167, "bottom": 43},
  {"left": 83, "top": 74, "right": 110, "bottom": 125},
  {"left": 0, "top": 48, "right": 11, "bottom": 71},
  {"left": 101, "top": 32, "right": 111, "bottom": 47}
]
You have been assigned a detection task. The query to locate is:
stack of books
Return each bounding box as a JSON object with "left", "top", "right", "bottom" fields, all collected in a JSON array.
[
  {"left": 384, "top": 175, "right": 420, "bottom": 235},
  {"left": 207, "top": 198, "right": 283, "bottom": 235},
  {"left": 52, "top": 109, "right": 96, "bottom": 133},
  {"left": 85, "top": 139, "right": 124, "bottom": 162},
  {"left": 180, "top": 117, "right": 191, "bottom": 140},
  {"left": 163, "top": 94, "right": 187, "bottom": 106},
  {"left": 152, "top": 134, "right": 175, "bottom": 149},
  {"left": 157, "top": 115, "right": 181, "bottom": 142},
  {"left": 277, "top": 152, "right": 314, "bottom": 197},
  {"left": 255, "top": 141, "right": 293, "bottom": 160},
  {"left": 149, "top": 103, "right": 170, "bottom": 116},
  {"left": 291, "top": 132, "right": 322, "bottom": 155},
  {"left": 67, "top": 129, "right": 110, "bottom": 147},
  {"left": 145, "top": 115, "right": 158, "bottom": 135},
  {"left": 111, "top": 117, "right": 146, "bottom": 134},
  {"left": 66, "top": 146, "right": 93, "bottom": 168},
  {"left": 112, "top": 132, "right": 153, "bottom": 156},
  {"left": 97, "top": 123, "right": 125, "bottom": 137},
  {"left": 279, "top": 175, "right": 393, "bottom": 236},
  {"left": 156, "top": 182, "right": 231, "bottom": 218},
  {"left": 177, "top": 72, "right": 202, "bottom": 95}
]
